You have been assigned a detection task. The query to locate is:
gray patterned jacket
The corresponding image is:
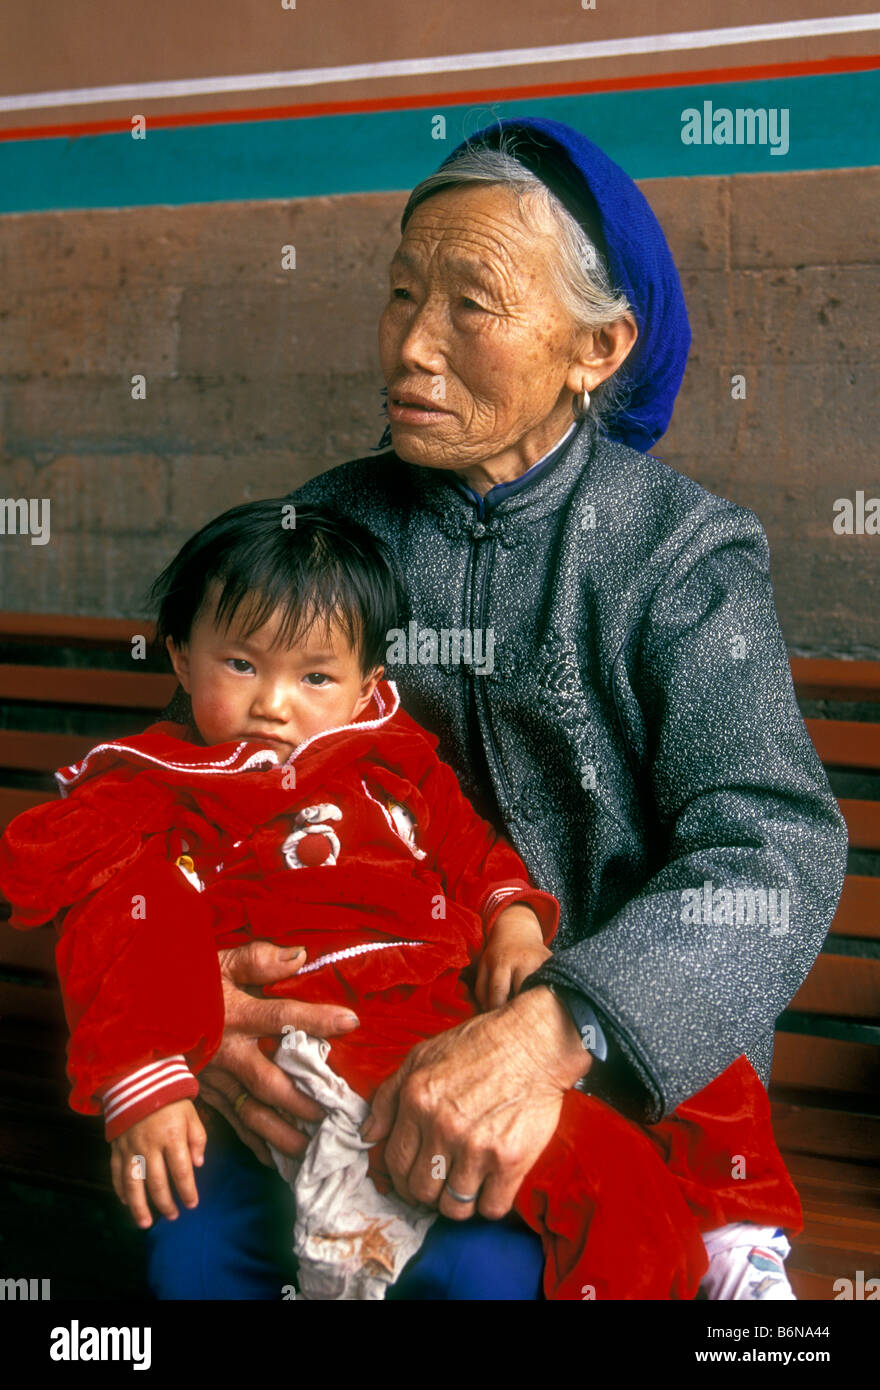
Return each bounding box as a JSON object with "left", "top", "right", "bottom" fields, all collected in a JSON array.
[{"left": 287, "top": 422, "right": 848, "bottom": 1123}]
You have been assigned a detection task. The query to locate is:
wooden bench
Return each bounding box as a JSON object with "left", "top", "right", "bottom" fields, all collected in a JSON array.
[
  {"left": 0, "top": 615, "right": 878, "bottom": 1299},
  {"left": 0, "top": 615, "right": 174, "bottom": 1238},
  {"left": 769, "top": 659, "right": 880, "bottom": 1300}
]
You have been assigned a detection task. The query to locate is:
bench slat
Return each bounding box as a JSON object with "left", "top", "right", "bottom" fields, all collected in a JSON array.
[
  {"left": 0, "top": 613, "right": 156, "bottom": 649},
  {"left": 788, "top": 1241, "right": 879, "bottom": 1280},
  {"left": 788, "top": 1269, "right": 847, "bottom": 1298},
  {"left": 0, "top": 729, "right": 103, "bottom": 773},
  {"left": 830, "top": 875, "right": 880, "bottom": 940},
  {"left": 788, "top": 953, "right": 880, "bottom": 1019},
  {"left": 805, "top": 717, "right": 880, "bottom": 770},
  {"left": 792, "top": 1190, "right": 880, "bottom": 1227},
  {"left": 0, "top": 1099, "right": 111, "bottom": 1196},
  {"left": 0, "top": 665, "right": 175, "bottom": 709},
  {"left": 786, "top": 1151, "right": 880, "bottom": 1201},
  {"left": 840, "top": 798, "right": 880, "bottom": 851},
  {"left": 791, "top": 657, "right": 880, "bottom": 701},
  {"left": 770, "top": 1033, "right": 880, "bottom": 1100},
  {"left": 789, "top": 1233, "right": 880, "bottom": 1277},
  {"left": 770, "top": 1097, "right": 880, "bottom": 1162},
  {"left": 0, "top": 978, "right": 66, "bottom": 1026},
  {"left": 799, "top": 1206, "right": 880, "bottom": 1254},
  {"left": 0, "top": 923, "right": 56, "bottom": 971},
  {"left": 0, "top": 787, "right": 54, "bottom": 827},
  {"left": 776, "top": 1011, "right": 880, "bottom": 1047}
]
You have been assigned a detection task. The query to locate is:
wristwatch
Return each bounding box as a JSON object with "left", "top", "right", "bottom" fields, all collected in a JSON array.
[{"left": 543, "top": 981, "right": 609, "bottom": 1063}]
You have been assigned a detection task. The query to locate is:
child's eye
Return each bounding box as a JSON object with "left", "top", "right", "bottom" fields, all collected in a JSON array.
[
  {"left": 391, "top": 287, "right": 412, "bottom": 300},
  {"left": 227, "top": 658, "right": 254, "bottom": 674},
  {"left": 304, "top": 673, "right": 330, "bottom": 686}
]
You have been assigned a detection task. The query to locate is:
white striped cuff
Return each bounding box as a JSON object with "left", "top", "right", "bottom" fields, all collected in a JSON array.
[
  {"left": 482, "top": 885, "right": 523, "bottom": 917},
  {"left": 102, "top": 1055, "right": 194, "bottom": 1127}
]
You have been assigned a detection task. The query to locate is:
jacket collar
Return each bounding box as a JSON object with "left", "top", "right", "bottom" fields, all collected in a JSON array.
[
  {"left": 448, "top": 419, "right": 578, "bottom": 519},
  {"left": 56, "top": 679, "right": 405, "bottom": 795},
  {"left": 402, "top": 419, "right": 599, "bottom": 537}
]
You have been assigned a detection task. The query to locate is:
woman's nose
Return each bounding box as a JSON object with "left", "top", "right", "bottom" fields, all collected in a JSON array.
[{"left": 397, "top": 299, "right": 447, "bottom": 375}]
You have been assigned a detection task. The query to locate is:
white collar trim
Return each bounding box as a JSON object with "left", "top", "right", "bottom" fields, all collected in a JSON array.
[{"left": 56, "top": 680, "right": 401, "bottom": 795}]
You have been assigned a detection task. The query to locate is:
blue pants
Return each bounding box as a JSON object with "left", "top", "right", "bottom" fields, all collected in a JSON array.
[{"left": 145, "top": 1123, "right": 544, "bottom": 1300}]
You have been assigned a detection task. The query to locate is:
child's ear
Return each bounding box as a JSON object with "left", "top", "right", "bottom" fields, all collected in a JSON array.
[
  {"left": 165, "top": 635, "right": 192, "bottom": 693},
  {"left": 354, "top": 666, "right": 383, "bottom": 715}
]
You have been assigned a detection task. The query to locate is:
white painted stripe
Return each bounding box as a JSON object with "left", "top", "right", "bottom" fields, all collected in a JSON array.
[{"left": 2, "top": 17, "right": 878, "bottom": 114}]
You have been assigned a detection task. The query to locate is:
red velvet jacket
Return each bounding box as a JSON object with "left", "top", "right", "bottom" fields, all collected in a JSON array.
[{"left": 0, "top": 680, "right": 558, "bottom": 1139}]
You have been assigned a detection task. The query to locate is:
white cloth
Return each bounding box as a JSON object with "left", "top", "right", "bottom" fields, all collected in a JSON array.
[
  {"left": 268, "top": 1030, "right": 436, "bottom": 1300},
  {"left": 699, "top": 1222, "right": 797, "bottom": 1300},
  {"left": 269, "top": 1034, "right": 796, "bottom": 1302}
]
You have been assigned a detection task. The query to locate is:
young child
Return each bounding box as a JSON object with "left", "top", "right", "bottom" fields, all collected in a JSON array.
[{"left": 0, "top": 499, "right": 802, "bottom": 1300}]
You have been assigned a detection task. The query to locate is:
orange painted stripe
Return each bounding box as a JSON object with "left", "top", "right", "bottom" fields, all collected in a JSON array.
[{"left": 1, "top": 50, "right": 878, "bottom": 143}]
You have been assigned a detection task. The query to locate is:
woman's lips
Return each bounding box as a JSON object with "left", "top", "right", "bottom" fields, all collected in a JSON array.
[{"left": 388, "top": 396, "right": 452, "bottom": 425}]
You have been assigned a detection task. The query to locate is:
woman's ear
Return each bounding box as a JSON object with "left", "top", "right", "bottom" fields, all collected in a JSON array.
[
  {"left": 567, "top": 313, "right": 639, "bottom": 396},
  {"left": 165, "top": 635, "right": 192, "bottom": 693}
]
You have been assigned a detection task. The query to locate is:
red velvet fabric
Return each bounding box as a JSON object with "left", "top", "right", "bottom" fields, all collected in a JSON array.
[{"left": 0, "top": 684, "right": 801, "bottom": 1298}]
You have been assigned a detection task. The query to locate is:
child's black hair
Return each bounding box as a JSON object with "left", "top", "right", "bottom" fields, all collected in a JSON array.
[{"left": 150, "top": 498, "right": 406, "bottom": 676}]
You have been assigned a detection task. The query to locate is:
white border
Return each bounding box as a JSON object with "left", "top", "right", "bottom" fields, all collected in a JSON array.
[{"left": 2, "top": 17, "right": 879, "bottom": 113}]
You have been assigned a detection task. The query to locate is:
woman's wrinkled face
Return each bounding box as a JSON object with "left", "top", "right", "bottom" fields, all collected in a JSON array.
[{"left": 379, "top": 183, "right": 586, "bottom": 472}]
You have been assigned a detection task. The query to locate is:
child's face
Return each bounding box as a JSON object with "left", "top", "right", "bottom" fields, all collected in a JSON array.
[{"left": 166, "top": 588, "right": 382, "bottom": 761}]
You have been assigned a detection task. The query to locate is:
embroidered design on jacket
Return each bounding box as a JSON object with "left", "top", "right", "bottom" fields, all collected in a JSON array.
[{"left": 281, "top": 804, "right": 343, "bottom": 869}]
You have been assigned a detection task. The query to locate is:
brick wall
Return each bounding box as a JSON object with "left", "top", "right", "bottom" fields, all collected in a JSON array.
[{"left": 0, "top": 166, "right": 877, "bottom": 655}]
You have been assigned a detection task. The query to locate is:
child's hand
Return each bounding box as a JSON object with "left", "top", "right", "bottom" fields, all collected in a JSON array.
[
  {"left": 474, "top": 905, "right": 552, "bottom": 1011},
  {"left": 110, "top": 1099, "right": 206, "bottom": 1229}
]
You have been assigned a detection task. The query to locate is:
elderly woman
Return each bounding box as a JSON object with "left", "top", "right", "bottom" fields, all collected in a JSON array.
[{"left": 145, "top": 118, "right": 847, "bottom": 1300}]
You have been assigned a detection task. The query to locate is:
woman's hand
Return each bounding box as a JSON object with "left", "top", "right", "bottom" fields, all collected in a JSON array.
[
  {"left": 361, "top": 985, "right": 592, "bottom": 1221},
  {"left": 198, "top": 940, "right": 359, "bottom": 1166}
]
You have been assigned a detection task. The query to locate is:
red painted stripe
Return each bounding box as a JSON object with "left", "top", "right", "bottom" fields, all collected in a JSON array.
[{"left": 1, "top": 51, "right": 878, "bottom": 144}]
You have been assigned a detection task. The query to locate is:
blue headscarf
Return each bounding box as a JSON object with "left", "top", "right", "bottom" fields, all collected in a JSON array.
[{"left": 437, "top": 117, "right": 691, "bottom": 452}]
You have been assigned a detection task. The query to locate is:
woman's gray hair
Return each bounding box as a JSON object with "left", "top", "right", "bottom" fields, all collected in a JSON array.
[{"left": 401, "top": 143, "right": 634, "bottom": 432}]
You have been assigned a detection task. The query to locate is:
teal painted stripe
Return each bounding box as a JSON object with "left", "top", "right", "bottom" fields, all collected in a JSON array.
[{"left": 1, "top": 68, "right": 878, "bottom": 214}]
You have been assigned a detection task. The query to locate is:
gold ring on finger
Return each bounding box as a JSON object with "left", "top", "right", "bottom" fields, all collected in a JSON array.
[{"left": 232, "top": 1090, "right": 248, "bottom": 1117}]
